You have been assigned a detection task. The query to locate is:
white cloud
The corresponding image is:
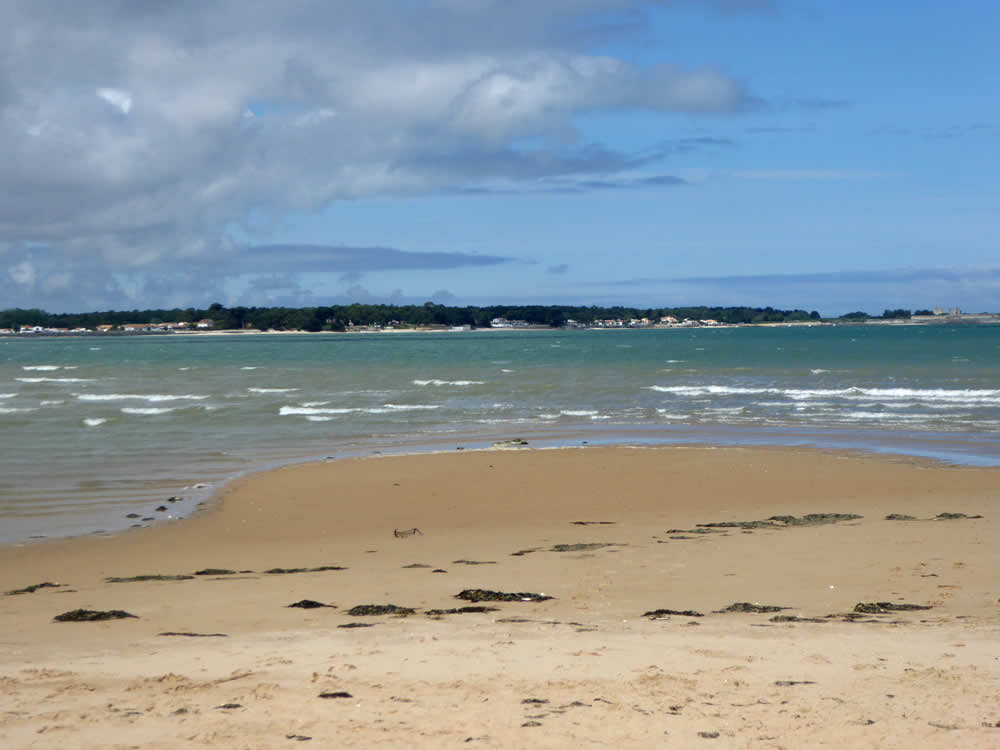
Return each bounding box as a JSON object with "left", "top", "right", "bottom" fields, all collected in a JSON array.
[
  {"left": 0, "top": 0, "right": 765, "bottom": 309},
  {"left": 96, "top": 87, "right": 132, "bottom": 114},
  {"left": 8, "top": 260, "right": 35, "bottom": 287}
]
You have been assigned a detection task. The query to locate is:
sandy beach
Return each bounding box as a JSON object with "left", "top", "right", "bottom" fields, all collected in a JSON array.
[{"left": 1, "top": 446, "right": 998, "bottom": 748}]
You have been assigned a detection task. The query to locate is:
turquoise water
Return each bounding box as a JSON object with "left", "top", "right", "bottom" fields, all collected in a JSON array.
[{"left": 2, "top": 325, "right": 998, "bottom": 543}]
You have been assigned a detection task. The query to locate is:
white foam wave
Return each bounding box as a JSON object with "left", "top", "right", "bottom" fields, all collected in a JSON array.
[
  {"left": 560, "top": 409, "right": 598, "bottom": 417},
  {"left": 248, "top": 387, "right": 299, "bottom": 393},
  {"left": 646, "top": 384, "right": 1000, "bottom": 406},
  {"left": 240, "top": 366, "right": 259, "bottom": 370},
  {"left": 475, "top": 418, "right": 537, "bottom": 425},
  {"left": 810, "top": 369, "right": 829, "bottom": 374},
  {"left": 17, "top": 377, "right": 95, "bottom": 383},
  {"left": 84, "top": 417, "right": 108, "bottom": 427},
  {"left": 306, "top": 416, "right": 334, "bottom": 422},
  {"left": 841, "top": 411, "right": 944, "bottom": 422},
  {"left": 300, "top": 401, "right": 331, "bottom": 407},
  {"left": 282, "top": 403, "right": 443, "bottom": 417},
  {"left": 22, "top": 365, "right": 62, "bottom": 371},
  {"left": 0, "top": 407, "right": 37, "bottom": 414},
  {"left": 412, "top": 379, "right": 484, "bottom": 386},
  {"left": 656, "top": 410, "right": 689, "bottom": 420},
  {"left": 76, "top": 393, "right": 208, "bottom": 402},
  {"left": 0, "top": 393, "right": 15, "bottom": 399},
  {"left": 40, "top": 400, "right": 65, "bottom": 406},
  {"left": 121, "top": 407, "right": 176, "bottom": 415},
  {"left": 279, "top": 406, "right": 352, "bottom": 416}
]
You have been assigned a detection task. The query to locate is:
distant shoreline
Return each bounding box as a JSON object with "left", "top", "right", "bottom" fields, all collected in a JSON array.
[{"left": 3, "top": 315, "right": 999, "bottom": 338}]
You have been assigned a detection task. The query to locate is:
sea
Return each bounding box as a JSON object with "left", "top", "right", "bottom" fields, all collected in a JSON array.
[{"left": 2, "top": 324, "right": 998, "bottom": 544}]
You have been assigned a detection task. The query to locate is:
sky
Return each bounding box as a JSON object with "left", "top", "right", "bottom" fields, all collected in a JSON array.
[{"left": 1, "top": 0, "right": 997, "bottom": 317}]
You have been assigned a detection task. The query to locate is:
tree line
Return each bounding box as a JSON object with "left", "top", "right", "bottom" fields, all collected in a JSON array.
[{"left": 0, "top": 303, "right": 934, "bottom": 332}]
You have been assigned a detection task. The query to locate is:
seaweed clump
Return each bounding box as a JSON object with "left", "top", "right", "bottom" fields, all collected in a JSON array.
[
  {"left": 716, "top": 602, "right": 789, "bottom": 614},
  {"left": 642, "top": 608, "right": 704, "bottom": 618},
  {"left": 854, "top": 602, "right": 932, "bottom": 614},
  {"left": 288, "top": 599, "right": 335, "bottom": 609},
  {"left": 697, "top": 513, "right": 861, "bottom": 531},
  {"left": 54, "top": 609, "right": 137, "bottom": 622},
  {"left": 456, "top": 589, "right": 553, "bottom": 603},
  {"left": 550, "top": 543, "right": 615, "bottom": 553},
  {"left": 425, "top": 606, "right": 499, "bottom": 616},
  {"left": 264, "top": 565, "right": 346, "bottom": 574},
  {"left": 346, "top": 604, "right": 415, "bottom": 616},
  {"left": 5, "top": 582, "right": 62, "bottom": 596}
]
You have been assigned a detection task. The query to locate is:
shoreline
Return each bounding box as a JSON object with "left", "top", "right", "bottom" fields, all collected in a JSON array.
[
  {"left": 1, "top": 445, "right": 997, "bottom": 747},
  {"left": 5, "top": 314, "right": 1000, "bottom": 339},
  {"left": 5, "top": 425, "right": 999, "bottom": 549}
]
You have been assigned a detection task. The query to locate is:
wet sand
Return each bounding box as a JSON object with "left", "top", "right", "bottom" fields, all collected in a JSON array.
[{"left": 1, "top": 446, "right": 998, "bottom": 748}]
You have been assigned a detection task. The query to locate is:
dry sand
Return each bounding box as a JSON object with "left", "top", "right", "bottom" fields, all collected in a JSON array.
[{"left": 1, "top": 446, "right": 998, "bottom": 748}]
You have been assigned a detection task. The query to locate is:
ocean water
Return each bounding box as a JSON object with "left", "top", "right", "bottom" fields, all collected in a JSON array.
[{"left": 2, "top": 325, "right": 998, "bottom": 543}]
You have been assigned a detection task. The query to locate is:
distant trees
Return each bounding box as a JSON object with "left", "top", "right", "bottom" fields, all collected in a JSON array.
[{"left": 2, "top": 302, "right": 889, "bottom": 331}]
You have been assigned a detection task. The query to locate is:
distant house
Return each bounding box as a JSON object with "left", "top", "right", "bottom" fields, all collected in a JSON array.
[
  {"left": 490, "top": 318, "right": 529, "bottom": 328},
  {"left": 96, "top": 324, "right": 114, "bottom": 332},
  {"left": 196, "top": 319, "right": 214, "bottom": 329},
  {"left": 122, "top": 323, "right": 148, "bottom": 331}
]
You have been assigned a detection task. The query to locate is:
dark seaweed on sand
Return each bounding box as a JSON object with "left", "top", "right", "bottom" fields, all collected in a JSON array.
[
  {"left": 288, "top": 599, "right": 335, "bottom": 609},
  {"left": 5, "top": 581, "right": 62, "bottom": 595},
  {"left": 347, "top": 604, "right": 415, "bottom": 616},
  {"left": 425, "top": 606, "right": 499, "bottom": 616},
  {"left": 550, "top": 543, "right": 616, "bottom": 552},
  {"left": 106, "top": 574, "right": 194, "bottom": 583},
  {"left": 54, "top": 609, "right": 137, "bottom": 622},
  {"left": 456, "top": 589, "right": 553, "bottom": 603},
  {"left": 716, "top": 602, "right": 789, "bottom": 614},
  {"left": 854, "top": 602, "right": 932, "bottom": 614},
  {"left": 264, "top": 565, "right": 347, "bottom": 574},
  {"left": 697, "top": 513, "right": 862, "bottom": 530},
  {"left": 642, "top": 608, "right": 704, "bottom": 618}
]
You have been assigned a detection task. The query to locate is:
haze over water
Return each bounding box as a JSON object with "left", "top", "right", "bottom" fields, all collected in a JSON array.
[{"left": 2, "top": 325, "right": 998, "bottom": 544}]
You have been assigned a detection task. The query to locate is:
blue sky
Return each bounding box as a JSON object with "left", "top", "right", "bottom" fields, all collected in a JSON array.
[{"left": 1, "top": 1, "right": 997, "bottom": 315}]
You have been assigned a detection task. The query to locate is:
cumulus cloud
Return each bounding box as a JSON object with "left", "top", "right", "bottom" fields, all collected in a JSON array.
[{"left": 0, "top": 0, "right": 764, "bottom": 309}]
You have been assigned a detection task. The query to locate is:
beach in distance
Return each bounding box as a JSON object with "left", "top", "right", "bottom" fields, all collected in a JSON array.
[{"left": 1, "top": 445, "right": 998, "bottom": 748}]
